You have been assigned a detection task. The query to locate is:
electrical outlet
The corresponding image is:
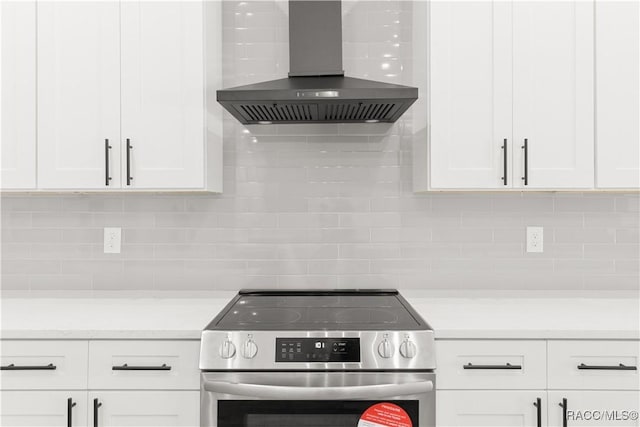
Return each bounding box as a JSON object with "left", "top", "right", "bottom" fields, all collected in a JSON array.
[
  {"left": 104, "top": 227, "right": 121, "bottom": 254},
  {"left": 526, "top": 226, "right": 543, "bottom": 253}
]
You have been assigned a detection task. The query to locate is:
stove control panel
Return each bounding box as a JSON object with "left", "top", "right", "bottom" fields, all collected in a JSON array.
[{"left": 275, "top": 338, "right": 360, "bottom": 362}]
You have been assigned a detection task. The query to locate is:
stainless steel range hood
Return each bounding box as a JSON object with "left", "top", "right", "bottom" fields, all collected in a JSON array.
[{"left": 217, "top": 1, "right": 418, "bottom": 125}]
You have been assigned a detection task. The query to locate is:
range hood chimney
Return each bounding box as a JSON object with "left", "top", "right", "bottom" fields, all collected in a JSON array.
[{"left": 217, "top": 0, "right": 418, "bottom": 125}]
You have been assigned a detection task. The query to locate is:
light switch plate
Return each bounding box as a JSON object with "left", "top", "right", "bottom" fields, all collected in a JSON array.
[
  {"left": 104, "top": 227, "right": 121, "bottom": 253},
  {"left": 526, "top": 226, "right": 543, "bottom": 253}
]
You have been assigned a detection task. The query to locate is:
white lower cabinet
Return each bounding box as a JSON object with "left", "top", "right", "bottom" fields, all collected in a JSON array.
[
  {"left": 0, "top": 391, "right": 199, "bottom": 427},
  {"left": 547, "top": 391, "right": 640, "bottom": 427},
  {"left": 0, "top": 340, "right": 200, "bottom": 427},
  {"left": 0, "top": 391, "right": 88, "bottom": 427},
  {"left": 437, "top": 390, "right": 545, "bottom": 427},
  {"left": 436, "top": 339, "right": 640, "bottom": 427},
  {"left": 89, "top": 391, "right": 199, "bottom": 427}
]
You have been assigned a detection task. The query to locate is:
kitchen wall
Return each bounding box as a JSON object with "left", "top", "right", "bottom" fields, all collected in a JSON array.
[{"left": 1, "top": 1, "right": 638, "bottom": 294}]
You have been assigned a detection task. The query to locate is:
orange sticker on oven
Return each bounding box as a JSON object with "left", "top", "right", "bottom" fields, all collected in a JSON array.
[{"left": 357, "top": 402, "right": 413, "bottom": 427}]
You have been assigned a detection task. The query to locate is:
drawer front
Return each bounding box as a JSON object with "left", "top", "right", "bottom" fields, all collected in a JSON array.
[
  {"left": 0, "top": 340, "right": 88, "bottom": 390},
  {"left": 88, "top": 340, "right": 200, "bottom": 390},
  {"left": 548, "top": 340, "right": 640, "bottom": 390},
  {"left": 436, "top": 340, "right": 546, "bottom": 389}
]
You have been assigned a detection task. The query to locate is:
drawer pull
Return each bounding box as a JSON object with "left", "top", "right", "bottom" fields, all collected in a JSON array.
[
  {"left": 0, "top": 363, "right": 56, "bottom": 370},
  {"left": 559, "top": 398, "right": 568, "bottom": 427},
  {"left": 534, "top": 397, "right": 542, "bottom": 427},
  {"left": 577, "top": 363, "right": 637, "bottom": 371},
  {"left": 93, "top": 398, "right": 102, "bottom": 427},
  {"left": 67, "top": 397, "right": 76, "bottom": 427},
  {"left": 463, "top": 362, "right": 522, "bottom": 370},
  {"left": 112, "top": 363, "right": 171, "bottom": 371}
]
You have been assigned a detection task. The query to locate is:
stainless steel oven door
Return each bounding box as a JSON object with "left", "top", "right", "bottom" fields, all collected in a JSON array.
[{"left": 201, "top": 371, "right": 435, "bottom": 427}]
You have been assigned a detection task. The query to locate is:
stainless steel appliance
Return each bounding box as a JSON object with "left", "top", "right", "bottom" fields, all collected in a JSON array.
[{"left": 199, "top": 289, "right": 436, "bottom": 427}]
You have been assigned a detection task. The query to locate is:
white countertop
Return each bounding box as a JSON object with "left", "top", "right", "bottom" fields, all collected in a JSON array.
[{"left": 1, "top": 293, "right": 639, "bottom": 340}]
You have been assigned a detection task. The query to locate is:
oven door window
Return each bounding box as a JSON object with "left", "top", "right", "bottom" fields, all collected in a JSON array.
[{"left": 217, "top": 400, "right": 419, "bottom": 427}]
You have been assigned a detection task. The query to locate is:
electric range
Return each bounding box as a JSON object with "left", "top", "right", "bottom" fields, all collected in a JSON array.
[{"left": 199, "top": 289, "right": 436, "bottom": 427}]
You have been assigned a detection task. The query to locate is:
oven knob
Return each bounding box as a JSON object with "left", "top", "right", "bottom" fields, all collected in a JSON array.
[
  {"left": 400, "top": 339, "right": 417, "bottom": 359},
  {"left": 377, "top": 338, "right": 394, "bottom": 358},
  {"left": 242, "top": 339, "right": 258, "bottom": 359},
  {"left": 220, "top": 338, "right": 236, "bottom": 359}
]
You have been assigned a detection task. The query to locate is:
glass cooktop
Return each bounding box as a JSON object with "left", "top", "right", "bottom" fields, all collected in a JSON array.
[{"left": 206, "top": 290, "right": 427, "bottom": 331}]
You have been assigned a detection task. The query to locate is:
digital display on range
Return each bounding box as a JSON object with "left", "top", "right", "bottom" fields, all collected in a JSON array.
[{"left": 275, "top": 338, "right": 360, "bottom": 362}]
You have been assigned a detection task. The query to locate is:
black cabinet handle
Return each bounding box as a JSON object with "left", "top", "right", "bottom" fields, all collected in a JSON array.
[
  {"left": 67, "top": 398, "right": 76, "bottom": 427},
  {"left": 501, "top": 138, "right": 508, "bottom": 186},
  {"left": 0, "top": 363, "right": 56, "bottom": 370},
  {"left": 463, "top": 362, "right": 522, "bottom": 370},
  {"left": 534, "top": 397, "right": 542, "bottom": 427},
  {"left": 578, "top": 363, "right": 637, "bottom": 371},
  {"left": 93, "top": 398, "right": 102, "bottom": 427},
  {"left": 104, "top": 139, "right": 112, "bottom": 186},
  {"left": 521, "top": 138, "right": 529, "bottom": 185},
  {"left": 112, "top": 363, "right": 171, "bottom": 371},
  {"left": 559, "top": 398, "right": 568, "bottom": 427},
  {"left": 126, "top": 138, "right": 133, "bottom": 186}
]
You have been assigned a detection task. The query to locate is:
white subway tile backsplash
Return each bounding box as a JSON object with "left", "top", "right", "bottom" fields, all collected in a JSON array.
[
  {"left": 308, "top": 260, "right": 370, "bottom": 275},
  {"left": 1, "top": 275, "right": 30, "bottom": 290},
  {"left": 1, "top": 244, "right": 31, "bottom": 260},
  {"left": 1, "top": 0, "right": 637, "bottom": 293},
  {"left": 584, "top": 244, "right": 640, "bottom": 259},
  {"left": 3, "top": 228, "right": 63, "bottom": 243},
  {"left": 3, "top": 260, "right": 61, "bottom": 275},
  {"left": 32, "top": 212, "right": 92, "bottom": 228},
  {"left": 340, "top": 243, "right": 401, "bottom": 259},
  {"left": 553, "top": 228, "right": 616, "bottom": 244},
  {"left": 29, "top": 274, "right": 92, "bottom": 291},
  {"left": 555, "top": 195, "right": 616, "bottom": 212},
  {"left": 616, "top": 228, "right": 640, "bottom": 243},
  {"left": 277, "top": 244, "right": 339, "bottom": 260}
]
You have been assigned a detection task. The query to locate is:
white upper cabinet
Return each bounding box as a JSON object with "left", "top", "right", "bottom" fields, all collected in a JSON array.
[
  {"left": 120, "top": 1, "right": 205, "bottom": 189},
  {"left": 37, "top": 2, "right": 121, "bottom": 190},
  {"left": 1, "top": 1, "right": 36, "bottom": 189},
  {"left": 425, "top": 1, "right": 597, "bottom": 191},
  {"left": 19, "top": 0, "right": 220, "bottom": 192},
  {"left": 512, "top": 1, "right": 594, "bottom": 189},
  {"left": 429, "top": 1, "right": 512, "bottom": 189},
  {"left": 596, "top": 1, "right": 640, "bottom": 189}
]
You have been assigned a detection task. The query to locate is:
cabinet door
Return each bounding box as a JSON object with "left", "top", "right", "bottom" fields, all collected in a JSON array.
[
  {"left": 121, "top": 1, "right": 205, "bottom": 189},
  {"left": 37, "top": 2, "right": 121, "bottom": 189},
  {"left": 0, "top": 391, "right": 87, "bottom": 427},
  {"left": 90, "top": 391, "right": 199, "bottom": 427},
  {"left": 429, "top": 1, "right": 513, "bottom": 189},
  {"left": 596, "top": 1, "right": 640, "bottom": 188},
  {"left": 548, "top": 391, "right": 640, "bottom": 427},
  {"left": 513, "top": 1, "right": 594, "bottom": 189},
  {"left": 437, "top": 390, "right": 545, "bottom": 427},
  {"left": 1, "top": 1, "right": 36, "bottom": 189}
]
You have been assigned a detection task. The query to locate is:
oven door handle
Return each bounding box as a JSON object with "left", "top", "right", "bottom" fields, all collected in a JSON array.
[{"left": 203, "top": 380, "right": 433, "bottom": 400}]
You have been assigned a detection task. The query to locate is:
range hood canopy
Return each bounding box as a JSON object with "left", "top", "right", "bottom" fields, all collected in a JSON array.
[{"left": 217, "top": 1, "right": 418, "bottom": 125}]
